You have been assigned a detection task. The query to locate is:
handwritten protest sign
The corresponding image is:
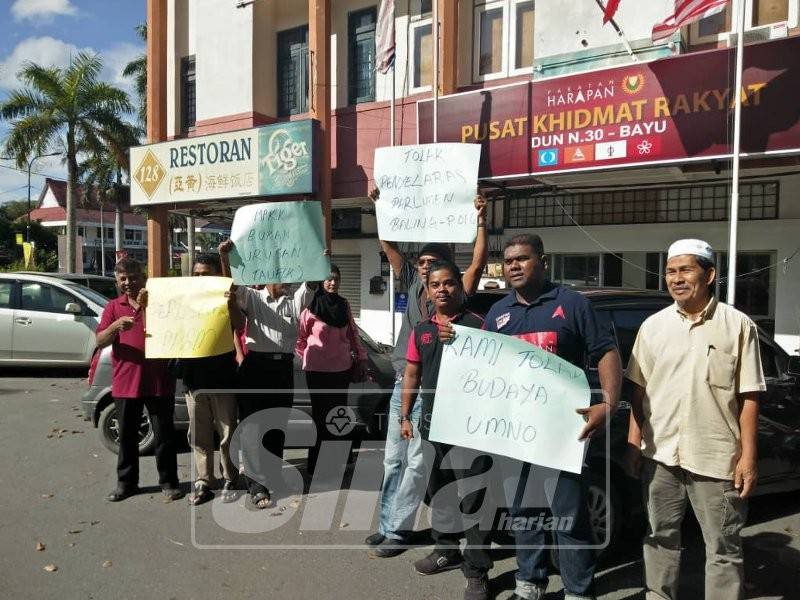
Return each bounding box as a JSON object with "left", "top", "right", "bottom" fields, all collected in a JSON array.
[
  {"left": 428, "top": 325, "right": 590, "bottom": 473},
  {"left": 145, "top": 276, "right": 234, "bottom": 359},
  {"left": 229, "top": 201, "right": 331, "bottom": 285},
  {"left": 374, "top": 143, "right": 481, "bottom": 243}
]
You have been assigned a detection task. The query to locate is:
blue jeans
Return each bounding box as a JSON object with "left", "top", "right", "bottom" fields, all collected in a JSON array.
[
  {"left": 507, "top": 463, "right": 596, "bottom": 597},
  {"left": 377, "top": 377, "right": 426, "bottom": 541}
]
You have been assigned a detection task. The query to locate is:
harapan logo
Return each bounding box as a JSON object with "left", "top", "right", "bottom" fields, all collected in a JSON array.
[
  {"left": 622, "top": 73, "right": 644, "bottom": 95},
  {"left": 133, "top": 150, "right": 166, "bottom": 198}
]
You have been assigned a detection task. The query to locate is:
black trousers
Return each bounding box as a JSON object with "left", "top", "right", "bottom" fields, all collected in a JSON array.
[
  {"left": 115, "top": 396, "right": 178, "bottom": 489},
  {"left": 237, "top": 352, "right": 294, "bottom": 496},
  {"left": 426, "top": 440, "right": 495, "bottom": 578},
  {"left": 304, "top": 369, "right": 352, "bottom": 474}
]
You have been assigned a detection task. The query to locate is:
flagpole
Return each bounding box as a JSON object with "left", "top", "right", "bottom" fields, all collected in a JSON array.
[
  {"left": 432, "top": 0, "right": 439, "bottom": 143},
  {"left": 594, "top": 0, "right": 638, "bottom": 62},
  {"left": 389, "top": 1, "right": 396, "bottom": 343},
  {"left": 726, "top": 0, "right": 745, "bottom": 305}
]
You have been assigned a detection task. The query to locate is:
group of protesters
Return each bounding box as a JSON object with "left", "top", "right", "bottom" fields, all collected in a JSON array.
[{"left": 95, "top": 188, "right": 763, "bottom": 600}]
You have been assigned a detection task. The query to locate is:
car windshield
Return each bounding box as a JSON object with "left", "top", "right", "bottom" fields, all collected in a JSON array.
[
  {"left": 357, "top": 325, "right": 388, "bottom": 353},
  {"left": 63, "top": 282, "right": 109, "bottom": 307}
]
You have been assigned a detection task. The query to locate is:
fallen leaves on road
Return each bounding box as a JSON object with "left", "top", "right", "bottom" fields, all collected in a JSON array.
[
  {"left": 102, "top": 560, "right": 112, "bottom": 568},
  {"left": 339, "top": 522, "right": 349, "bottom": 529},
  {"left": 288, "top": 499, "right": 301, "bottom": 509},
  {"left": 41, "top": 493, "right": 54, "bottom": 499},
  {"left": 67, "top": 529, "right": 82, "bottom": 535},
  {"left": 36, "top": 542, "right": 45, "bottom": 551},
  {"left": 43, "top": 564, "right": 58, "bottom": 572},
  {"left": 166, "top": 538, "right": 185, "bottom": 547}
]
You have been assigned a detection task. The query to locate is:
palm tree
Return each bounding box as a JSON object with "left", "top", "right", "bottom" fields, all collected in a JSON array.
[
  {"left": 0, "top": 52, "right": 133, "bottom": 273},
  {"left": 123, "top": 24, "right": 147, "bottom": 127}
]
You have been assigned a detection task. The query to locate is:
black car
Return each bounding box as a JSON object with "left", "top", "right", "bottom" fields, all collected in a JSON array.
[
  {"left": 81, "top": 325, "right": 396, "bottom": 454},
  {"left": 467, "top": 287, "right": 800, "bottom": 554}
]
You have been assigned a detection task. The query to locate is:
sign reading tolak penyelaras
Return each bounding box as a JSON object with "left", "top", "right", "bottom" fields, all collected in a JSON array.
[
  {"left": 373, "top": 143, "right": 481, "bottom": 243},
  {"left": 429, "top": 325, "right": 590, "bottom": 473},
  {"left": 129, "top": 120, "right": 317, "bottom": 206}
]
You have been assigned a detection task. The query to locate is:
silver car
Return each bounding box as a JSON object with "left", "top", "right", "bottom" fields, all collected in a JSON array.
[{"left": 0, "top": 273, "right": 108, "bottom": 366}]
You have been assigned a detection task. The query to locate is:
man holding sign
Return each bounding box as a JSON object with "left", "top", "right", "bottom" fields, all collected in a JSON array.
[
  {"left": 399, "top": 260, "right": 494, "bottom": 600},
  {"left": 96, "top": 258, "right": 182, "bottom": 503},
  {"left": 481, "top": 234, "right": 621, "bottom": 600},
  {"left": 219, "top": 239, "right": 318, "bottom": 509},
  {"left": 365, "top": 187, "right": 488, "bottom": 556}
]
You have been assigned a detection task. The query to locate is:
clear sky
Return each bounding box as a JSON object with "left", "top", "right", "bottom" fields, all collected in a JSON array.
[{"left": 0, "top": 0, "right": 145, "bottom": 205}]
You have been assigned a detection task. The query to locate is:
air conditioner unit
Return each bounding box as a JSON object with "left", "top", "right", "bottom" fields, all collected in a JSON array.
[{"left": 728, "top": 22, "right": 788, "bottom": 46}]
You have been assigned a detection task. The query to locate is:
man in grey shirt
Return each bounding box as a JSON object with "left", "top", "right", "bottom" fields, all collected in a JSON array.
[{"left": 365, "top": 188, "right": 488, "bottom": 561}]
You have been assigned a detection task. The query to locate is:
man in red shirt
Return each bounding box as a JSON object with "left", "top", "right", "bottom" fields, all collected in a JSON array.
[{"left": 96, "top": 258, "right": 182, "bottom": 502}]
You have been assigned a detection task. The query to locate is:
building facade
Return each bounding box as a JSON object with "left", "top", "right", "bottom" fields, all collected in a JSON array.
[
  {"left": 29, "top": 179, "right": 148, "bottom": 273},
  {"left": 143, "top": 0, "right": 800, "bottom": 353}
]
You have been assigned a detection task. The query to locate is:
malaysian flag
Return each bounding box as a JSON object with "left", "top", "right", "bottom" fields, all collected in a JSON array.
[
  {"left": 376, "top": 0, "right": 395, "bottom": 74},
  {"left": 652, "top": 0, "right": 730, "bottom": 41}
]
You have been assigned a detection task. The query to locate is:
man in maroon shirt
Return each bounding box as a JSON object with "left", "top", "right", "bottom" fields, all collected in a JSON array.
[{"left": 96, "top": 258, "right": 182, "bottom": 502}]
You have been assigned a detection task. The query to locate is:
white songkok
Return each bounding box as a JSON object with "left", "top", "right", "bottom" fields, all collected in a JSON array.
[{"left": 667, "top": 239, "right": 714, "bottom": 262}]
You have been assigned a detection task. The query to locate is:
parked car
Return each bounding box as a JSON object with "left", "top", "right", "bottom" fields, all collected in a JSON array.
[
  {"left": 14, "top": 272, "right": 118, "bottom": 299},
  {"left": 0, "top": 273, "right": 108, "bottom": 367},
  {"left": 466, "top": 288, "right": 800, "bottom": 559},
  {"left": 82, "top": 325, "right": 396, "bottom": 454}
]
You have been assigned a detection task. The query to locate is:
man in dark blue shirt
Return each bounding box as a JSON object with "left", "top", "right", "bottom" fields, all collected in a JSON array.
[{"left": 483, "top": 234, "right": 621, "bottom": 600}]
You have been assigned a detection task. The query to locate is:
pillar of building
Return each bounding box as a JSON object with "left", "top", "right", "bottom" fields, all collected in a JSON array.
[
  {"left": 146, "top": 0, "right": 170, "bottom": 277},
  {"left": 309, "top": 0, "right": 332, "bottom": 248},
  {"left": 439, "top": 0, "right": 458, "bottom": 95}
]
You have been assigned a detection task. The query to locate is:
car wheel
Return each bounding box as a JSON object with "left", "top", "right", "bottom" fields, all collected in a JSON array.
[
  {"left": 97, "top": 402, "right": 156, "bottom": 455},
  {"left": 549, "top": 474, "right": 622, "bottom": 572}
]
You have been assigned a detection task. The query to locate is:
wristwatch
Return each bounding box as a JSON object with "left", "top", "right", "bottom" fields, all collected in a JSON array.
[{"left": 398, "top": 415, "right": 410, "bottom": 424}]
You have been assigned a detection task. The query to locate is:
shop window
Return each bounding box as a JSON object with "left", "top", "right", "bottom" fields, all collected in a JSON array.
[
  {"left": 181, "top": 55, "right": 196, "bottom": 132},
  {"left": 277, "top": 26, "right": 309, "bottom": 117},
  {"left": 349, "top": 7, "right": 377, "bottom": 105},
  {"left": 514, "top": 1, "right": 534, "bottom": 70},
  {"left": 717, "top": 251, "right": 775, "bottom": 318},
  {"left": 561, "top": 255, "right": 600, "bottom": 287},
  {"left": 603, "top": 253, "right": 623, "bottom": 287},
  {"left": 475, "top": 2, "right": 506, "bottom": 78},
  {"left": 411, "top": 21, "right": 433, "bottom": 90},
  {"left": 698, "top": 7, "right": 732, "bottom": 36},
  {"left": 645, "top": 252, "right": 665, "bottom": 291},
  {"left": 332, "top": 208, "right": 362, "bottom": 235},
  {"left": 505, "top": 181, "right": 779, "bottom": 228},
  {"left": 752, "top": 0, "right": 789, "bottom": 25}
]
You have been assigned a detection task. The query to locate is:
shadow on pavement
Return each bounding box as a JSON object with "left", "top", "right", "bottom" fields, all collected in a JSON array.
[{"left": 0, "top": 366, "right": 88, "bottom": 378}]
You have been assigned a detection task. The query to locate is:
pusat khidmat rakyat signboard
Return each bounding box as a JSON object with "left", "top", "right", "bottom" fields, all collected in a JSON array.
[{"left": 129, "top": 120, "right": 317, "bottom": 206}]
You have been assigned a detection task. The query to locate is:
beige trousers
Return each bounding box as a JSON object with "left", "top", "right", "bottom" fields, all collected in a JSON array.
[
  {"left": 641, "top": 458, "right": 748, "bottom": 600},
  {"left": 185, "top": 391, "right": 238, "bottom": 484}
]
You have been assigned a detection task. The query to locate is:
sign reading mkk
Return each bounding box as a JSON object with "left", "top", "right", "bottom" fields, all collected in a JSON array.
[
  {"left": 429, "top": 325, "right": 590, "bottom": 473},
  {"left": 129, "top": 120, "right": 318, "bottom": 205},
  {"left": 228, "top": 201, "right": 331, "bottom": 285},
  {"left": 373, "top": 143, "right": 481, "bottom": 243}
]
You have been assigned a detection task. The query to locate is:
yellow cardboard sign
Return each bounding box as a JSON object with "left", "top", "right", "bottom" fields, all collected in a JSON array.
[
  {"left": 16, "top": 233, "right": 23, "bottom": 245},
  {"left": 145, "top": 276, "right": 234, "bottom": 359}
]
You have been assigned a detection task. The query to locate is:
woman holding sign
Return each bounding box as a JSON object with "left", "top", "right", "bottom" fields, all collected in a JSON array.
[{"left": 295, "top": 264, "right": 367, "bottom": 476}]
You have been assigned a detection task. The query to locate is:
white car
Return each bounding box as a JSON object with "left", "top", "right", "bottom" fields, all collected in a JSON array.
[{"left": 0, "top": 273, "right": 108, "bottom": 367}]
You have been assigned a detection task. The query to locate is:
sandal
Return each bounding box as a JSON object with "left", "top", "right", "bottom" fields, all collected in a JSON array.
[
  {"left": 251, "top": 491, "right": 275, "bottom": 509},
  {"left": 221, "top": 479, "right": 240, "bottom": 504},
  {"left": 188, "top": 481, "right": 213, "bottom": 505}
]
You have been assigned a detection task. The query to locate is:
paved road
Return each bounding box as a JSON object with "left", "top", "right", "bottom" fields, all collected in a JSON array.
[{"left": 1, "top": 371, "right": 798, "bottom": 600}]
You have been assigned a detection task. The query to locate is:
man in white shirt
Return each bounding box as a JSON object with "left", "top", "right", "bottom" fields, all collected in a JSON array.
[{"left": 219, "top": 239, "right": 317, "bottom": 508}]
